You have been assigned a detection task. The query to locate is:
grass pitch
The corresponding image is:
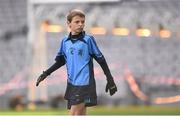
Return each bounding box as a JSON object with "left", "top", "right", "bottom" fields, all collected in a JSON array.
[{"left": 0, "top": 106, "right": 180, "bottom": 115}]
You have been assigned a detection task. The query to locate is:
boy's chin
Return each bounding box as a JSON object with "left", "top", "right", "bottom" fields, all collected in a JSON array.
[{"left": 76, "top": 30, "right": 83, "bottom": 34}]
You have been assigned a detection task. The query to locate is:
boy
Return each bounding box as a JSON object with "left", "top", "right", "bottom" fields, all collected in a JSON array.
[{"left": 36, "top": 9, "right": 117, "bottom": 115}]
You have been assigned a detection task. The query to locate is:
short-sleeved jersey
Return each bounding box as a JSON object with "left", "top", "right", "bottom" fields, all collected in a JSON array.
[{"left": 56, "top": 32, "right": 103, "bottom": 86}]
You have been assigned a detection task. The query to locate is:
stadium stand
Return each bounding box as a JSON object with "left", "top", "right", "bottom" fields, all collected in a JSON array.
[{"left": 0, "top": 0, "right": 180, "bottom": 108}]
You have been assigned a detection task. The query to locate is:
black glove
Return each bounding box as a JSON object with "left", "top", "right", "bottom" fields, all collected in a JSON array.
[
  {"left": 36, "top": 71, "right": 48, "bottom": 86},
  {"left": 105, "top": 78, "right": 117, "bottom": 96}
]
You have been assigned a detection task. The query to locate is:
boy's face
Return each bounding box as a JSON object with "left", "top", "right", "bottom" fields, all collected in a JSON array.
[{"left": 68, "top": 15, "right": 85, "bottom": 35}]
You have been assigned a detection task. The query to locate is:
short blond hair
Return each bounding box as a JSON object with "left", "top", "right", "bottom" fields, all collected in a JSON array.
[{"left": 67, "top": 9, "right": 85, "bottom": 22}]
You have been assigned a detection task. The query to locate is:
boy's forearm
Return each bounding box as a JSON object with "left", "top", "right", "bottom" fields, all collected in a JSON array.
[
  {"left": 45, "top": 61, "right": 64, "bottom": 75},
  {"left": 94, "top": 56, "right": 113, "bottom": 80},
  {"left": 45, "top": 55, "right": 65, "bottom": 75}
]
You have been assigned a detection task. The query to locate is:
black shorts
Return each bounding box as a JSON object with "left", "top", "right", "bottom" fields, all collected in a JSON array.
[{"left": 64, "top": 83, "right": 97, "bottom": 109}]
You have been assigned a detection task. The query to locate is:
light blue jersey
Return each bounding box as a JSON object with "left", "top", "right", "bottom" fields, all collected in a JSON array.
[{"left": 56, "top": 32, "right": 103, "bottom": 86}]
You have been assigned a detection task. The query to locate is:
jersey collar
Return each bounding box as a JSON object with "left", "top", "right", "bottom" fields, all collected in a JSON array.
[{"left": 65, "top": 31, "right": 86, "bottom": 43}]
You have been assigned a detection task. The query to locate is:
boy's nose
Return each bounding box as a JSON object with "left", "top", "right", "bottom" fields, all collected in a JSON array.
[{"left": 79, "top": 23, "right": 83, "bottom": 26}]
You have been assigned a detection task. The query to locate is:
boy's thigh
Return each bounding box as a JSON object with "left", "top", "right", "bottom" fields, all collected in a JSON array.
[
  {"left": 71, "top": 102, "right": 85, "bottom": 110},
  {"left": 69, "top": 103, "right": 86, "bottom": 115}
]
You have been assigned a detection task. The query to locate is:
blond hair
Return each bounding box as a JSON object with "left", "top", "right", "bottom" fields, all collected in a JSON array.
[{"left": 67, "top": 9, "right": 85, "bottom": 22}]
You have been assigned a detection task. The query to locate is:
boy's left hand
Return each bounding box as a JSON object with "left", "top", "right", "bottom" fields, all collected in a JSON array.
[{"left": 105, "top": 78, "right": 117, "bottom": 96}]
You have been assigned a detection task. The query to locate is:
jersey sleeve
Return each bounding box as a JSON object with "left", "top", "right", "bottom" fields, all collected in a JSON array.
[
  {"left": 45, "top": 39, "right": 65, "bottom": 75},
  {"left": 88, "top": 36, "right": 113, "bottom": 79},
  {"left": 90, "top": 37, "right": 113, "bottom": 81},
  {"left": 88, "top": 36, "right": 103, "bottom": 59},
  {"left": 55, "top": 39, "right": 66, "bottom": 63}
]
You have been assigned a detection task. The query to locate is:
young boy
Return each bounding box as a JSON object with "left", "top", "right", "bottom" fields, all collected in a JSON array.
[{"left": 36, "top": 9, "right": 117, "bottom": 115}]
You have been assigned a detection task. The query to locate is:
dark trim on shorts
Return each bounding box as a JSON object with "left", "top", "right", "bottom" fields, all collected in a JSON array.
[{"left": 67, "top": 97, "right": 97, "bottom": 109}]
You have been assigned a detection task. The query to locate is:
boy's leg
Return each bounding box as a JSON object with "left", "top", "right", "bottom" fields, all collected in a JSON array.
[
  {"left": 69, "top": 102, "right": 86, "bottom": 115},
  {"left": 82, "top": 106, "right": 86, "bottom": 115}
]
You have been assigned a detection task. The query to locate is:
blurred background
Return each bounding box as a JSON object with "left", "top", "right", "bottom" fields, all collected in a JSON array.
[{"left": 0, "top": 0, "right": 180, "bottom": 115}]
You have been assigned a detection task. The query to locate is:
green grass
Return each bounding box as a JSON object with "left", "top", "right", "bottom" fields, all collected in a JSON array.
[
  {"left": 0, "top": 106, "right": 180, "bottom": 115},
  {"left": 88, "top": 106, "right": 180, "bottom": 115}
]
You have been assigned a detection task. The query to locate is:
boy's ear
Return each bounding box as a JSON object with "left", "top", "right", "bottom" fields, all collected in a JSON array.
[
  {"left": 67, "top": 21, "right": 71, "bottom": 28},
  {"left": 67, "top": 21, "right": 70, "bottom": 24}
]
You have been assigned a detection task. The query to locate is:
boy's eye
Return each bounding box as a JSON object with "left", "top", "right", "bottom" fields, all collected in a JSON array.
[{"left": 74, "top": 20, "right": 84, "bottom": 24}]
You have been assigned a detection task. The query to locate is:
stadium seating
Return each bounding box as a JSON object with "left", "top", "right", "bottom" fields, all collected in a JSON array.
[{"left": 0, "top": 0, "right": 180, "bottom": 108}]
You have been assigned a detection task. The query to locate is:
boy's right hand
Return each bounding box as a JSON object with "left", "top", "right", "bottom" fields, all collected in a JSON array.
[{"left": 36, "top": 71, "right": 48, "bottom": 86}]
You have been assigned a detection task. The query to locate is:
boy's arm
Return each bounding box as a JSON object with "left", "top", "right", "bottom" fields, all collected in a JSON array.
[
  {"left": 36, "top": 55, "right": 65, "bottom": 86},
  {"left": 89, "top": 36, "right": 117, "bottom": 95},
  {"left": 93, "top": 55, "right": 117, "bottom": 96}
]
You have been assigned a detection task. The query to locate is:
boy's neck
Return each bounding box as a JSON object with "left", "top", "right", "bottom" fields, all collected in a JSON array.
[
  {"left": 70, "top": 31, "right": 83, "bottom": 39},
  {"left": 71, "top": 32, "right": 80, "bottom": 35}
]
